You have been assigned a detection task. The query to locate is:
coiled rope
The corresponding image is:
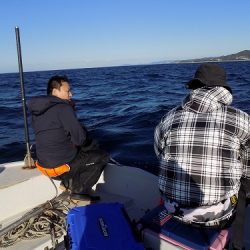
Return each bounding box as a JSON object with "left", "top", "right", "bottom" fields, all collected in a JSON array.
[{"left": 0, "top": 194, "right": 72, "bottom": 248}]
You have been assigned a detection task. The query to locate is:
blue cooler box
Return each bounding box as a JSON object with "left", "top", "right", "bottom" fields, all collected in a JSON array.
[
  {"left": 140, "top": 205, "right": 230, "bottom": 250},
  {"left": 67, "top": 203, "right": 144, "bottom": 250}
]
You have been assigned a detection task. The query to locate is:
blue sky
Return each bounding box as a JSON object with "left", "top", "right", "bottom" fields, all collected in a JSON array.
[{"left": 1, "top": 0, "right": 250, "bottom": 73}]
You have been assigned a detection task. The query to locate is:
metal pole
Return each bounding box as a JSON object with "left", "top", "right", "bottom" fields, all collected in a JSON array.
[{"left": 15, "top": 26, "right": 35, "bottom": 169}]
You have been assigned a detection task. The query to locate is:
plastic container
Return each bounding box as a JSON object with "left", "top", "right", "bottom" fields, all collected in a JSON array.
[{"left": 67, "top": 203, "right": 144, "bottom": 250}]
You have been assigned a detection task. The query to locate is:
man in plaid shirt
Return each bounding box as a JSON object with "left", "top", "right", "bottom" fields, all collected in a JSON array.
[{"left": 154, "top": 63, "right": 250, "bottom": 230}]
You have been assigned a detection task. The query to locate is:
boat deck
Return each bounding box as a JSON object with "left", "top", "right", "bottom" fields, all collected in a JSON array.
[
  {"left": 0, "top": 161, "right": 40, "bottom": 189},
  {"left": 0, "top": 161, "right": 149, "bottom": 250},
  {"left": 1, "top": 161, "right": 250, "bottom": 250}
]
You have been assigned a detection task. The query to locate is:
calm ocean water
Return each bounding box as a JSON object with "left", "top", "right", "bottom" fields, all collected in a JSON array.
[{"left": 0, "top": 61, "right": 249, "bottom": 174}]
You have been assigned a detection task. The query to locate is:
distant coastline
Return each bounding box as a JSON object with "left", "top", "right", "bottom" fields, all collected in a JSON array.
[
  {"left": 178, "top": 50, "right": 250, "bottom": 63},
  {"left": 2, "top": 50, "right": 249, "bottom": 75},
  {"left": 176, "top": 59, "right": 250, "bottom": 64},
  {"left": 153, "top": 50, "right": 250, "bottom": 65}
]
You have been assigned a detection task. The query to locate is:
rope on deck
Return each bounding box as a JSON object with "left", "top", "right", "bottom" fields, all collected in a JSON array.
[{"left": 0, "top": 195, "right": 71, "bottom": 248}]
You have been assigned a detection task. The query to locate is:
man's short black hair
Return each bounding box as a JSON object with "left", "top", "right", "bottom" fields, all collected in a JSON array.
[{"left": 47, "top": 75, "right": 69, "bottom": 95}]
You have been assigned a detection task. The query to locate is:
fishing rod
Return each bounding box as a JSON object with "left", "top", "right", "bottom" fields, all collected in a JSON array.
[{"left": 15, "top": 26, "right": 35, "bottom": 169}]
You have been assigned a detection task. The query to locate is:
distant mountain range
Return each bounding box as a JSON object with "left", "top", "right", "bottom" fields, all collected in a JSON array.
[{"left": 153, "top": 50, "right": 250, "bottom": 64}]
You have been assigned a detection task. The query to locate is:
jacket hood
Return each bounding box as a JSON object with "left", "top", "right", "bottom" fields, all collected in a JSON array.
[
  {"left": 182, "top": 87, "right": 233, "bottom": 113},
  {"left": 28, "top": 96, "right": 71, "bottom": 115}
]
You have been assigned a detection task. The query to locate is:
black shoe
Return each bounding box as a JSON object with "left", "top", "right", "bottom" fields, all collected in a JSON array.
[{"left": 70, "top": 193, "right": 100, "bottom": 202}]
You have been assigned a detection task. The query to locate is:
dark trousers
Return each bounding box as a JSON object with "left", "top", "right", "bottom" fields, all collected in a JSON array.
[
  {"left": 59, "top": 145, "right": 109, "bottom": 194},
  {"left": 231, "top": 177, "right": 250, "bottom": 250}
]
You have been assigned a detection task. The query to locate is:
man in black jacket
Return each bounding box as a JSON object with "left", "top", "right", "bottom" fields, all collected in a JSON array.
[{"left": 28, "top": 75, "right": 109, "bottom": 201}]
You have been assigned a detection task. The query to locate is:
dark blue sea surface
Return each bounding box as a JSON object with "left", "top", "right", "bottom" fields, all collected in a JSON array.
[{"left": 0, "top": 61, "right": 249, "bottom": 174}]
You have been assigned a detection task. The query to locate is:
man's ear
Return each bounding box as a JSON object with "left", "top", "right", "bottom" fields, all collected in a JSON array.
[{"left": 52, "top": 88, "right": 59, "bottom": 96}]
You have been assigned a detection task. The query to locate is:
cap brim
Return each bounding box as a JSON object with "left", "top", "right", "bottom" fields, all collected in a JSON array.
[
  {"left": 186, "top": 78, "right": 204, "bottom": 89},
  {"left": 186, "top": 78, "right": 232, "bottom": 93}
]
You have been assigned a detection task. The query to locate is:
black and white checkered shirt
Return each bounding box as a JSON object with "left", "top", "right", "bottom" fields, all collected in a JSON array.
[{"left": 154, "top": 87, "right": 250, "bottom": 206}]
